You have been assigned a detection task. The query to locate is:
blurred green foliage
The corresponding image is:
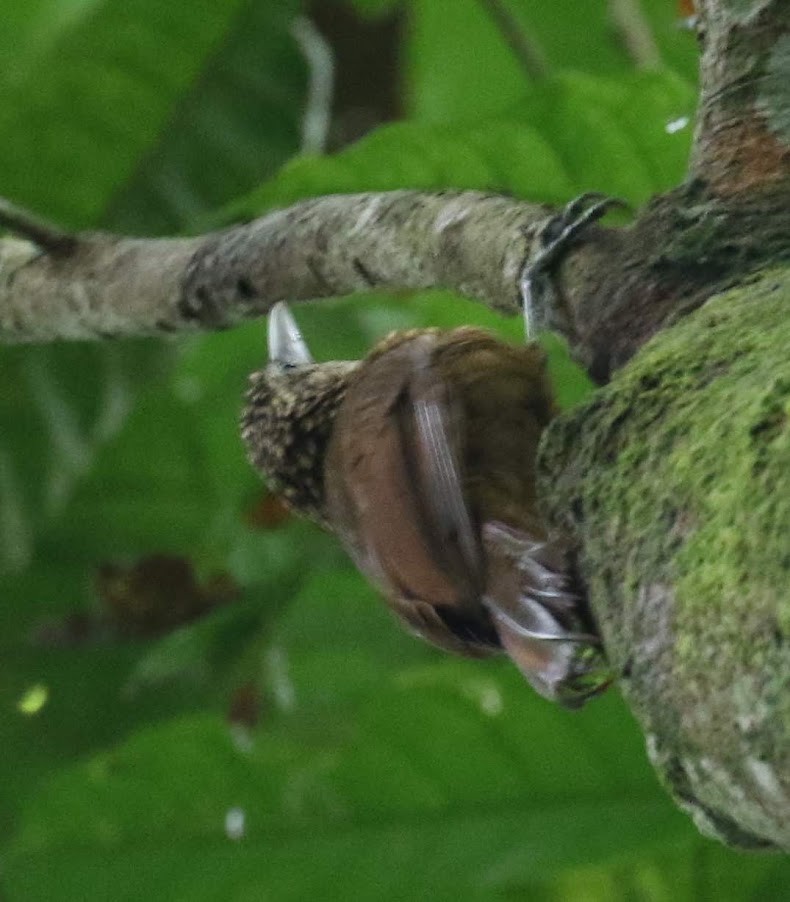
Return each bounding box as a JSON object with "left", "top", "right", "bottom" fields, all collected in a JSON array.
[{"left": 1, "top": 1, "right": 788, "bottom": 899}]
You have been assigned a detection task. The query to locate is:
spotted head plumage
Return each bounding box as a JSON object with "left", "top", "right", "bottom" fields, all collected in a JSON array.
[{"left": 240, "top": 303, "right": 357, "bottom": 525}]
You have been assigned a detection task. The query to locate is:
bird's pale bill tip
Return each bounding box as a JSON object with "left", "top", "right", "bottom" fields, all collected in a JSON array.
[{"left": 268, "top": 301, "right": 314, "bottom": 367}]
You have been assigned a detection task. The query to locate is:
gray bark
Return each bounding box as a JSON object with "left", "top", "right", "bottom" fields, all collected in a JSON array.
[{"left": 0, "top": 192, "right": 554, "bottom": 343}]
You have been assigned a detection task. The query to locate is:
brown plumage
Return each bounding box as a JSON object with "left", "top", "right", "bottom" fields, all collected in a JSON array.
[{"left": 242, "top": 309, "right": 611, "bottom": 706}]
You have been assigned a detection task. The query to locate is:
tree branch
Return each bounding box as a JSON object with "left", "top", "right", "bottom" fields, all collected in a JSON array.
[
  {"left": 0, "top": 197, "right": 77, "bottom": 255},
  {"left": 3, "top": 181, "right": 788, "bottom": 388},
  {"left": 0, "top": 191, "right": 558, "bottom": 344}
]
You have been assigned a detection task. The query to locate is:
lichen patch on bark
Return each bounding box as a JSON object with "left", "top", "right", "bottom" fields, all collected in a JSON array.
[{"left": 539, "top": 268, "right": 790, "bottom": 848}]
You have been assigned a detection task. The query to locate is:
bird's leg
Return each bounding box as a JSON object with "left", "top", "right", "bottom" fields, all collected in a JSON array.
[{"left": 520, "top": 193, "right": 628, "bottom": 340}]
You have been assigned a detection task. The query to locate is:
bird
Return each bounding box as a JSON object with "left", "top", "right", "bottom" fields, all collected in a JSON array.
[{"left": 241, "top": 302, "right": 612, "bottom": 707}]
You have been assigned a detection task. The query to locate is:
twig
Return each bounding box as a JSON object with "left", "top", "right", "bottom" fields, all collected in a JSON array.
[
  {"left": 608, "top": 0, "right": 662, "bottom": 71},
  {"left": 0, "top": 197, "right": 77, "bottom": 255},
  {"left": 0, "top": 191, "right": 555, "bottom": 343},
  {"left": 477, "top": 0, "right": 549, "bottom": 82},
  {"left": 291, "top": 16, "right": 334, "bottom": 155}
]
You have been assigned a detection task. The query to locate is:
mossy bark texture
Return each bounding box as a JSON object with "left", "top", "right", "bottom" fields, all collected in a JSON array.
[{"left": 539, "top": 269, "right": 790, "bottom": 850}]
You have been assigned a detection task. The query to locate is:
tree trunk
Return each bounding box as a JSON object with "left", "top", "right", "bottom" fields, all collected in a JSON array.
[{"left": 539, "top": 268, "right": 790, "bottom": 848}]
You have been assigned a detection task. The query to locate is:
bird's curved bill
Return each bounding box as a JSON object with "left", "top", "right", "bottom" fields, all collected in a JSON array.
[{"left": 268, "top": 301, "right": 314, "bottom": 367}]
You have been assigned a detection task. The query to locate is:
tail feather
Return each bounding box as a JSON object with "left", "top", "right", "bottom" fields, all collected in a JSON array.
[{"left": 481, "top": 521, "right": 612, "bottom": 707}]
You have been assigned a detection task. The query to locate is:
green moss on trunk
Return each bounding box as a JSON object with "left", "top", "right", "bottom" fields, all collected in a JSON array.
[{"left": 539, "top": 269, "right": 790, "bottom": 850}]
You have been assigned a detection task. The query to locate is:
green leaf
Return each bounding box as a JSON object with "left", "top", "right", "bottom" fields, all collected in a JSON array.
[
  {"left": 233, "top": 70, "right": 694, "bottom": 220},
  {"left": 345, "top": 0, "right": 402, "bottom": 16},
  {"left": 0, "top": 0, "right": 305, "bottom": 228},
  {"left": 406, "top": 0, "right": 698, "bottom": 123},
  {"left": 0, "top": 341, "right": 171, "bottom": 576},
  {"left": 511, "top": 841, "right": 790, "bottom": 902},
  {"left": 124, "top": 592, "right": 282, "bottom": 698},
  {"left": 0, "top": 0, "right": 308, "bottom": 570},
  {"left": 0, "top": 543, "right": 704, "bottom": 899},
  {"left": 6, "top": 678, "right": 697, "bottom": 902},
  {"left": 101, "top": 0, "right": 307, "bottom": 234}
]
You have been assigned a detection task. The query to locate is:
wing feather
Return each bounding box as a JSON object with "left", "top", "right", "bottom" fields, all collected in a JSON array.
[{"left": 324, "top": 333, "right": 485, "bottom": 647}]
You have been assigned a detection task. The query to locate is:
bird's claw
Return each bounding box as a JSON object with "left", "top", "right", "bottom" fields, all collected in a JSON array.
[{"left": 520, "top": 193, "right": 629, "bottom": 339}]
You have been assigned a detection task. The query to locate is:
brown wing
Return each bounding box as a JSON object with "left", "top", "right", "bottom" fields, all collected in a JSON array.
[
  {"left": 324, "top": 332, "right": 494, "bottom": 655},
  {"left": 408, "top": 350, "right": 482, "bottom": 586}
]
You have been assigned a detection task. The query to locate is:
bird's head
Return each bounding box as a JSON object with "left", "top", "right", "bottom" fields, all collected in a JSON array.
[{"left": 241, "top": 302, "right": 358, "bottom": 526}]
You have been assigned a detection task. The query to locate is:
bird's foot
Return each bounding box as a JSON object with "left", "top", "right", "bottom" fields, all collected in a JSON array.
[{"left": 520, "top": 193, "right": 628, "bottom": 339}]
